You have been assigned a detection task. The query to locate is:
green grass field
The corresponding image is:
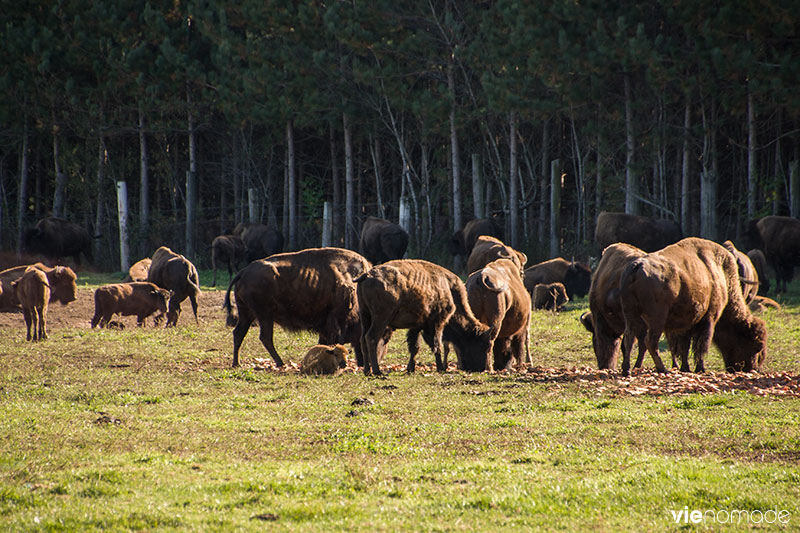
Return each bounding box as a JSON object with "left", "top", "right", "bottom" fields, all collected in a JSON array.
[{"left": 0, "top": 270, "right": 799, "bottom": 531}]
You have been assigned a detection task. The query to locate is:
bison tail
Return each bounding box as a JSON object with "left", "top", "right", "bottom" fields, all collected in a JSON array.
[{"left": 222, "top": 271, "right": 243, "bottom": 327}]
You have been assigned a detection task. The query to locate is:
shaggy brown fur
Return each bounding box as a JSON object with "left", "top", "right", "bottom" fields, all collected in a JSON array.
[
  {"left": 580, "top": 243, "right": 649, "bottom": 375},
  {"left": 211, "top": 235, "right": 246, "bottom": 287},
  {"left": 147, "top": 246, "right": 201, "bottom": 327},
  {"left": 532, "top": 282, "right": 569, "bottom": 311},
  {"left": 466, "top": 236, "right": 527, "bottom": 275},
  {"left": 523, "top": 257, "right": 591, "bottom": 301},
  {"left": 746, "top": 216, "right": 800, "bottom": 293},
  {"left": 746, "top": 249, "right": 770, "bottom": 295},
  {"left": 594, "top": 211, "right": 681, "bottom": 253},
  {"left": 619, "top": 238, "right": 767, "bottom": 374},
  {"left": 749, "top": 295, "right": 781, "bottom": 313},
  {"left": 300, "top": 344, "right": 349, "bottom": 375},
  {"left": 466, "top": 259, "right": 531, "bottom": 371},
  {"left": 450, "top": 218, "right": 504, "bottom": 258},
  {"left": 12, "top": 267, "right": 50, "bottom": 341},
  {"left": 359, "top": 216, "right": 409, "bottom": 265},
  {"left": 223, "top": 247, "right": 371, "bottom": 368},
  {"left": 91, "top": 282, "right": 171, "bottom": 328},
  {"left": 723, "top": 240, "right": 759, "bottom": 304},
  {"left": 0, "top": 263, "right": 77, "bottom": 310},
  {"left": 356, "top": 259, "right": 492, "bottom": 375},
  {"left": 22, "top": 217, "right": 93, "bottom": 267},
  {"left": 124, "top": 258, "right": 152, "bottom": 282},
  {"left": 232, "top": 223, "right": 283, "bottom": 262}
]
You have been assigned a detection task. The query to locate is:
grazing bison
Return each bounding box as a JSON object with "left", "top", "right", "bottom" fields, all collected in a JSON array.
[
  {"left": 580, "top": 243, "right": 649, "bottom": 375},
  {"left": 746, "top": 249, "right": 770, "bottom": 296},
  {"left": 532, "top": 282, "right": 569, "bottom": 311},
  {"left": 356, "top": 259, "right": 492, "bottom": 375},
  {"left": 746, "top": 216, "right": 800, "bottom": 293},
  {"left": 233, "top": 223, "right": 283, "bottom": 262},
  {"left": 0, "top": 263, "right": 77, "bottom": 310},
  {"left": 466, "top": 258, "right": 531, "bottom": 371},
  {"left": 147, "top": 246, "right": 201, "bottom": 327},
  {"left": 91, "top": 282, "right": 171, "bottom": 328},
  {"left": 211, "top": 234, "right": 246, "bottom": 287},
  {"left": 594, "top": 211, "right": 682, "bottom": 253},
  {"left": 359, "top": 216, "right": 409, "bottom": 265},
  {"left": 300, "top": 344, "right": 349, "bottom": 375},
  {"left": 23, "top": 217, "right": 93, "bottom": 267},
  {"left": 123, "top": 258, "right": 152, "bottom": 282},
  {"left": 619, "top": 238, "right": 767, "bottom": 374},
  {"left": 12, "top": 267, "right": 50, "bottom": 341},
  {"left": 722, "top": 240, "right": 759, "bottom": 305},
  {"left": 749, "top": 295, "right": 781, "bottom": 314},
  {"left": 466, "top": 236, "right": 527, "bottom": 274},
  {"left": 450, "top": 218, "right": 504, "bottom": 259},
  {"left": 523, "top": 257, "right": 591, "bottom": 301},
  {"left": 224, "top": 247, "right": 371, "bottom": 368}
]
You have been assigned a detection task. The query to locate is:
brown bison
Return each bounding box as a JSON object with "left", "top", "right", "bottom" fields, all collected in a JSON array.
[
  {"left": 23, "top": 217, "right": 93, "bottom": 267},
  {"left": 532, "top": 282, "right": 569, "bottom": 311},
  {"left": 223, "top": 247, "right": 371, "bottom": 368},
  {"left": 523, "top": 257, "right": 591, "bottom": 301},
  {"left": 232, "top": 222, "right": 283, "bottom": 262},
  {"left": 722, "top": 241, "right": 758, "bottom": 304},
  {"left": 0, "top": 263, "right": 77, "bottom": 311},
  {"left": 12, "top": 267, "right": 50, "bottom": 341},
  {"left": 91, "top": 282, "right": 171, "bottom": 328},
  {"left": 450, "top": 218, "right": 504, "bottom": 258},
  {"left": 466, "top": 258, "right": 531, "bottom": 371},
  {"left": 580, "top": 243, "right": 649, "bottom": 375},
  {"left": 211, "top": 234, "right": 246, "bottom": 287},
  {"left": 746, "top": 216, "right": 800, "bottom": 293},
  {"left": 594, "top": 211, "right": 682, "bottom": 253},
  {"left": 746, "top": 249, "right": 770, "bottom": 295},
  {"left": 300, "top": 344, "right": 349, "bottom": 375},
  {"left": 359, "top": 216, "right": 409, "bottom": 265},
  {"left": 619, "top": 238, "right": 767, "bottom": 374},
  {"left": 356, "top": 259, "right": 492, "bottom": 375},
  {"left": 146, "top": 246, "right": 201, "bottom": 327},
  {"left": 123, "top": 258, "right": 152, "bottom": 282},
  {"left": 466, "top": 236, "right": 527, "bottom": 275}
]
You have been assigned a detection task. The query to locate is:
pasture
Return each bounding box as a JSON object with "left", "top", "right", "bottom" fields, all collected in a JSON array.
[{"left": 1, "top": 270, "right": 799, "bottom": 531}]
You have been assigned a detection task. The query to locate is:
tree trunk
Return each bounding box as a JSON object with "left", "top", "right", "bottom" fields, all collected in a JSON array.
[
  {"left": 330, "top": 122, "right": 341, "bottom": 246},
  {"left": 681, "top": 97, "right": 691, "bottom": 234},
  {"left": 138, "top": 105, "right": 149, "bottom": 255},
  {"left": 16, "top": 120, "right": 29, "bottom": 257},
  {"left": 287, "top": 119, "right": 297, "bottom": 250},
  {"left": 233, "top": 133, "right": 241, "bottom": 224},
  {"left": 448, "top": 60, "right": 462, "bottom": 233},
  {"left": 508, "top": 112, "right": 519, "bottom": 248},
  {"left": 624, "top": 74, "right": 638, "bottom": 215},
  {"left": 472, "top": 153, "right": 483, "bottom": 219},
  {"left": 94, "top": 137, "right": 105, "bottom": 264},
  {"left": 369, "top": 132, "right": 385, "bottom": 218},
  {"left": 539, "top": 120, "right": 549, "bottom": 244},
  {"left": 550, "top": 159, "right": 561, "bottom": 257},
  {"left": 186, "top": 109, "right": 197, "bottom": 259},
  {"left": 116, "top": 181, "right": 130, "bottom": 272},
  {"left": 747, "top": 85, "right": 757, "bottom": 220},
  {"left": 343, "top": 111, "right": 355, "bottom": 250},
  {"left": 789, "top": 160, "right": 799, "bottom": 218}
]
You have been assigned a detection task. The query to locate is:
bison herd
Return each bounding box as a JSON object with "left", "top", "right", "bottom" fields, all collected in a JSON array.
[{"left": 3, "top": 212, "right": 799, "bottom": 380}]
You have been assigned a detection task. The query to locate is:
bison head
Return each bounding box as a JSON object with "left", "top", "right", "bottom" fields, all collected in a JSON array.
[{"left": 564, "top": 262, "right": 592, "bottom": 299}]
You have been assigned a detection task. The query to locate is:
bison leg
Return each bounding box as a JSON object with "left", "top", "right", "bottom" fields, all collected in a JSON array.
[
  {"left": 38, "top": 306, "right": 47, "bottom": 340},
  {"left": 430, "top": 325, "right": 447, "bottom": 373},
  {"left": 189, "top": 294, "right": 199, "bottom": 324},
  {"left": 23, "top": 309, "right": 33, "bottom": 341},
  {"left": 231, "top": 310, "right": 254, "bottom": 368},
  {"left": 362, "top": 314, "right": 387, "bottom": 376},
  {"left": 667, "top": 333, "right": 691, "bottom": 372},
  {"left": 690, "top": 320, "right": 715, "bottom": 374},
  {"left": 406, "top": 328, "right": 422, "bottom": 373},
  {"left": 91, "top": 308, "right": 102, "bottom": 328},
  {"left": 643, "top": 324, "right": 668, "bottom": 374},
  {"left": 211, "top": 267, "right": 217, "bottom": 288},
  {"left": 256, "top": 320, "right": 284, "bottom": 367}
]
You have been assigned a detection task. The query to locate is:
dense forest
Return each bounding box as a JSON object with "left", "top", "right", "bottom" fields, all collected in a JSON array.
[{"left": 1, "top": 0, "right": 799, "bottom": 271}]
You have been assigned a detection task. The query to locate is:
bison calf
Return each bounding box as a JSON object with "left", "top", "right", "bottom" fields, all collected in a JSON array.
[
  {"left": 91, "top": 282, "right": 171, "bottom": 328},
  {"left": 523, "top": 257, "right": 591, "bottom": 301},
  {"left": 532, "top": 282, "right": 569, "bottom": 311},
  {"left": 300, "top": 344, "right": 349, "bottom": 375},
  {"left": 13, "top": 266, "right": 50, "bottom": 341}
]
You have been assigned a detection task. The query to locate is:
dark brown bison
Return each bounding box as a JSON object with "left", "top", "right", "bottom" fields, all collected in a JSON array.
[
  {"left": 147, "top": 246, "right": 201, "bottom": 327},
  {"left": 356, "top": 259, "right": 492, "bottom": 375},
  {"left": 123, "top": 258, "right": 152, "bottom": 282},
  {"left": 466, "top": 236, "right": 527, "bottom": 275},
  {"left": 223, "top": 247, "right": 371, "bottom": 368},
  {"left": 22, "top": 217, "right": 93, "bottom": 267},
  {"left": 532, "top": 282, "right": 569, "bottom": 311},
  {"left": 619, "top": 238, "right": 767, "bottom": 374},
  {"left": 12, "top": 267, "right": 50, "bottom": 341},
  {"left": 722, "top": 240, "right": 758, "bottom": 305},
  {"left": 746, "top": 216, "right": 800, "bottom": 293},
  {"left": 523, "top": 257, "right": 591, "bottom": 301},
  {"left": 0, "top": 263, "right": 77, "bottom": 310},
  {"left": 580, "top": 243, "right": 649, "bottom": 375},
  {"left": 300, "top": 344, "right": 349, "bottom": 375},
  {"left": 594, "top": 211, "right": 682, "bottom": 253},
  {"left": 466, "top": 258, "right": 531, "bottom": 371},
  {"left": 211, "top": 234, "right": 246, "bottom": 287},
  {"left": 359, "top": 216, "right": 409, "bottom": 265},
  {"left": 450, "top": 218, "right": 504, "bottom": 258},
  {"left": 91, "top": 282, "right": 171, "bottom": 328},
  {"left": 232, "top": 223, "right": 283, "bottom": 262},
  {"left": 746, "top": 249, "right": 770, "bottom": 295}
]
